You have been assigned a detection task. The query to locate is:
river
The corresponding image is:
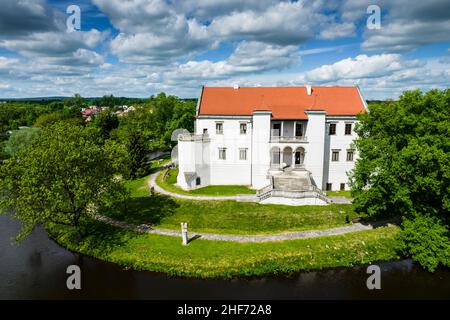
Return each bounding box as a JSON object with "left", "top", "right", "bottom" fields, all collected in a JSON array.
[{"left": 1, "top": 214, "right": 449, "bottom": 300}]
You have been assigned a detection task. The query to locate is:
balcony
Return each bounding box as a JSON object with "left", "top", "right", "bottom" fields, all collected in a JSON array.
[
  {"left": 270, "top": 129, "right": 307, "bottom": 143},
  {"left": 178, "top": 133, "right": 210, "bottom": 142},
  {"left": 270, "top": 135, "right": 307, "bottom": 143}
]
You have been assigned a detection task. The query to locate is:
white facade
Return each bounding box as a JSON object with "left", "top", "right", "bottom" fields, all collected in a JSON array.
[
  {"left": 177, "top": 113, "right": 360, "bottom": 192},
  {"left": 177, "top": 86, "right": 367, "bottom": 192}
]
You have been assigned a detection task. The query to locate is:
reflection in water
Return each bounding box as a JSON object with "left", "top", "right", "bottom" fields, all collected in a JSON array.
[{"left": 1, "top": 214, "right": 449, "bottom": 300}]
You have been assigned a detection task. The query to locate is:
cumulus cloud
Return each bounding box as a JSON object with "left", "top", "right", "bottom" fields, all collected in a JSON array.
[
  {"left": 94, "top": 0, "right": 212, "bottom": 64},
  {"left": 165, "top": 41, "right": 300, "bottom": 81},
  {"left": 0, "top": 0, "right": 58, "bottom": 37},
  {"left": 1, "top": 30, "right": 106, "bottom": 58},
  {"left": 208, "top": 1, "right": 353, "bottom": 45},
  {"left": 301, "top": 54, "right": 421, "bottom": 82},
  {"left": 0, "top": 0, "right": 106, "bottom": 69},
  {"left": 340, "top": 0, "right": 450, "bottom": 52},
  {"left": 95, "top": 0, "right": 355, "bottom": 64}
]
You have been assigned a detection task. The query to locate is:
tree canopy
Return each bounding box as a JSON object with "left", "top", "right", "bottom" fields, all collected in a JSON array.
[
  {"left": 350, "top": 89, "right": 450, "bottom": 271},
  {"left": 3, "top": 127, "right": 41, "bottom": 158},
  {"left": 0, "top": 122, "right": 127, "bottom": 239}
]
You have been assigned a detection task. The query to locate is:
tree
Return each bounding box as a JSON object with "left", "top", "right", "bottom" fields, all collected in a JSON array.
[
  {"left": 3, "top": 127, "right": 41, "bottom": 158},
  {"left": 397, "top": 214, "right": 450, "bottom": 272},
  {"left": 0, "top": 122, "right": 127, "bottom": 239},
  {"left": 127, "top": 129, "right": 149, "bottom": 179},
  {"left": 34, "top": 110, "right": 82, "bottom": 128},
  {"left": 93, "top": 111, "right": 119, "bottom": 139},
  {"left": 350, "top": 89, "right": 450, "bottom": 220},
  {"left": 350, "top": 89, "right": 450, "bottom": 271},
  {"left": 64, "top": 93, "right": 86, "bottom": 108}
]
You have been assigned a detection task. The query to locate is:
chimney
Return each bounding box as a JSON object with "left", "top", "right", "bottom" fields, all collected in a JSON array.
[{"left": 306, "top": 85, "right": 312, "bottom": 95}]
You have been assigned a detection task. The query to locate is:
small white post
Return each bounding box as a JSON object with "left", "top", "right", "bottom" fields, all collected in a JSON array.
[{"left": 181, "top": 222, "right": 188, "bottom": 246}]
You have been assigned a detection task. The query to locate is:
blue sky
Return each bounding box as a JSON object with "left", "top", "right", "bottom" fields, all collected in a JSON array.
[{"left": 0, "top": 0, "right": 449, "bottom": 99}]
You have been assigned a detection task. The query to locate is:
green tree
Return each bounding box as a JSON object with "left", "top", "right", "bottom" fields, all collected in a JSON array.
[
  {"left": 127, "top": 129, "right": 149, "bottom": 179},
  {"left": 350, "top": 89, "right": 450, "bottom": 271},
  {"left": 64, "top": 93, "right": 86, "bottom": 108},
  {"left": 0, "top": 122, "right": 127, "bottom": 239},
  {"left": 397, "top": 214, "right": 450, "bottom": 272},
  {"left": 93, "top": 111, "right": 119, "bottom": 139},
  {"left": 350, "top": 89, "right": 450, "bottom": 220},
  {"left": 3, "top": 127, "right": 41, "bottom": 158}
]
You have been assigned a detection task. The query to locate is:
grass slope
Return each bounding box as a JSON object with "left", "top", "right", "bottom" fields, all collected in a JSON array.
[
  {"left": 157, "top": 168, "right": 256, "bottom": 196},
  {"left": 48, "top": 220, "right": 400, "bottom": 278},
  {"left": 114, "top": 175, "right": 363, "bottom": 235}
]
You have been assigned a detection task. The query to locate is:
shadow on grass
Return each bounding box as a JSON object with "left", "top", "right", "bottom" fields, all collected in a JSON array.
[
  {"left": 49, "top": 218, "right": 140, "bottom": 256},
  {"left": 104, "top": 194, "right": 179, "bottom": 226}
]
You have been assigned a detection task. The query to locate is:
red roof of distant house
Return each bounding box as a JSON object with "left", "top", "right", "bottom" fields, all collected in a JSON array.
[
  {"left": 197, "top": 86, "right": 367, "bottom": 119},
  {"left": 81, "top": 109, "right": 98, "bottom": 116}
]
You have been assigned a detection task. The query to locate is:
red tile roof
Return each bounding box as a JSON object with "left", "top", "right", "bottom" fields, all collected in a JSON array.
[{"left": 197, "top": 86, "right": 367, "bottom": 119}]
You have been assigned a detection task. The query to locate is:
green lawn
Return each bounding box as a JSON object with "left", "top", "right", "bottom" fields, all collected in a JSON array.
[
  {"left": 156, "top": 168, "right": 256, "bottom": 196},
  {"left": 149, "top": 154, "right": 172, "bottom": 174},
  {"left": 108, "top": 174, "right": 365, "bottom": 235},
  {"left": 47, "top": 220, "right": 400, "bottom": 278},
  {"left": 326, "top": 190, "right": 352, "bottom": 198}
]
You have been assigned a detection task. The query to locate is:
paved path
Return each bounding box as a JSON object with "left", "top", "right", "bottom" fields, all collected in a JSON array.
[
  {"left": 148, "top": 168, "right": 257, "bottom": 201},
  {"left": 95, "top": 214, "right": 388, "bottom": 243},
  {"left": 147, "top": 168, "right": 351, "bottom": 204}
]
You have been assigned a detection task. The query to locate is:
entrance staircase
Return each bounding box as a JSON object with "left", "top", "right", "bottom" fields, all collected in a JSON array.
[{"left": 256, "top": 168, "right": 331, "bottom": 205}]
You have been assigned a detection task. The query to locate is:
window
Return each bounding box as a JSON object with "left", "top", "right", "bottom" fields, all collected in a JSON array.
[
  {"left": 326, "top": 183, "right": 332, "bottom": 191},
  {"left": 272, "top": 123, "right": 281, "bottom": 136},
  {"left": 196, "top": 177, "right": 201, "bottom": 186},
  {"left": 345, "top": 123, "right": 352, "bottom": 135},
  {"left": 216, "top": 122, "right": 223, "bottom": 134},
  {"left": 332, "top": 150, "right": 340, "bottom": 161},
  {"left": 218, "top": 148, "right": 226, "bottom": 160},
  {"left": 203, "top": 128, "right": 208, "bottom": 134},
  {"left": 295, "top": 122, "right": 303, "bottom": 137},
  {"left": 329, "top": 123, "right": 336, "bottom": 135},
  {"left": 239, "top": 148, "right": 247, "bottom": 160},
  {"left": 340, "top": 183, "right": 346, "bottom": 191},
  {"left": 240, "top": 123, "right": 247, "bottom": 134},
  {"left": 346, "top": 150, "right": 354, "bottom": 161}
]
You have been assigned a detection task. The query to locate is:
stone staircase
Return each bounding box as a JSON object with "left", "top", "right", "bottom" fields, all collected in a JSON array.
[{"left": 256, "top": 168, "right": 331, "bottom": 205}]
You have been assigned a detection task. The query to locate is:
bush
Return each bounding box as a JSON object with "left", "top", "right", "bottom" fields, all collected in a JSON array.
[{"left": 397, "top": 214, "right": 450, "bottom": 272}]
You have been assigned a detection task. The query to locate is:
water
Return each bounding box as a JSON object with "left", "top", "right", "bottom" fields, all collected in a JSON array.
[{"left": 1, "top": 214, "right": 449, "bottom": 300}]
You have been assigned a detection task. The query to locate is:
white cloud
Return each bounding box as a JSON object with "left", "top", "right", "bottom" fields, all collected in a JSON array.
[
  {"left": 319, "top": 22, "right": 355, "bottom": 40},
  {"left": 209, "top": 1, "right": 331, "bottom": 45},
  {"left": 0, "top": 30, "right": 107, "bottom": 58},
  {"left": 301, "top": 54, "right": 421, "bottom": 82},
  {"left": 340, "top": 0, "right": 450, "bottom": 52},
  {"left": 165, "top": 41, "right": 300, "bottom": 81},
  {"left": 94, "top": 0, "right": 213, "bottom": 64},
  {"left": 362, "top": 20, "right": 450, "bottom": 52}
]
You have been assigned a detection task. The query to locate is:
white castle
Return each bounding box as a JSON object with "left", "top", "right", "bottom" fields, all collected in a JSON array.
[{"left": 176, "top": 86, "right": 367, "bottom": 205}]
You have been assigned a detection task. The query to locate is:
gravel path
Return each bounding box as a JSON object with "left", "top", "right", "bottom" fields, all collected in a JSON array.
[
  {"left": 94, "top": 214, "right": 385, "bottom": 243},
  {"left": 148, "top": 168, "right": 350, "bottom": 203},
  {"left": 148, "top": 168, "right": 257, "bottom": 201}
]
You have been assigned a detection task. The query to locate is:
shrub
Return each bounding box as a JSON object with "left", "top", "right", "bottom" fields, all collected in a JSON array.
[{"left": 397, "top": 214, "right": 450, "bottom": 272}]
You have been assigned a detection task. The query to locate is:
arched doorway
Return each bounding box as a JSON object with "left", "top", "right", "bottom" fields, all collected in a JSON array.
[
  {"left": 294, "top": 147, "right": 305, "bottom": 167},
  {"left": 270, "top": 147, "right": 281, "bottom": 168},
  {"left": 282, "top": 147, "right": 293, "bottom": 167}
]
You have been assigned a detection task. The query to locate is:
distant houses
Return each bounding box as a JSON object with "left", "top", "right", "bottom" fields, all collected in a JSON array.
[{"left": 81, "top": 105, "right": 137, "bottom": 122}]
